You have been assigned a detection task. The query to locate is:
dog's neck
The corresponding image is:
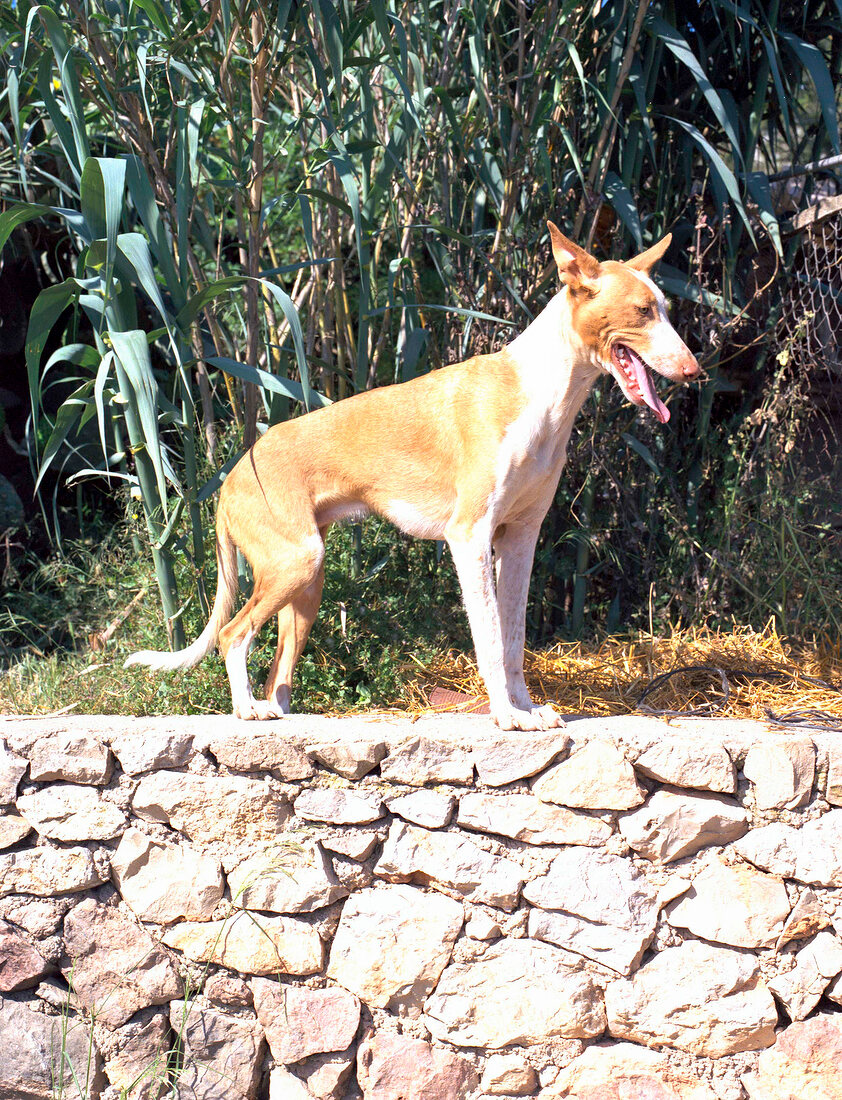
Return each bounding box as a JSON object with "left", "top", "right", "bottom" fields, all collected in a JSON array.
[{"left": 506, "top": 288, "right": 602, "bottom": 425}]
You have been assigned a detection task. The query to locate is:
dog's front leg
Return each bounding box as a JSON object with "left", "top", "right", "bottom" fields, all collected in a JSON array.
[
  {"left": 494, "top": 523, "right": 565, "bottom": 729},
  {"left": 448, "top": 530, "right": 557, "bottom": 731}
]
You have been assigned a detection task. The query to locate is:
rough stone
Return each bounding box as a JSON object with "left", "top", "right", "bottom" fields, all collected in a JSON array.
[
  {"left": 827, "top": 970, "right": 842, "bottom": 1003},
  {"left": 294, "top": 787, "right": 384, "bottom": 825},
  {"left": 330, "top": 853, "right": 374, "bottom": 892},
  {"left": 356, "top": 1033, "right": 479, "bottom": 1100},
  {"left": 0, "top": 845, "right": 106, "bottom": 897},
  {"left": 473, "top": 731, "right": 570, "bottom": 787},
  {"left": 110, "top": 728, "right": 193, "bottom": 776},
  {"left": 768, "top": 930, "right": 842, "bottom": 1020},
  {"left": 425, "top": 939, "right": 606, "bottom": 1047},
  {"left": 388, "top": 789, "right": 455, "bottom": 829},
  {"left": 481, "top": 1052, "right": 539, "bottom": 1095},
  {"left": 734, "top": 810, "right": 842, "bottom": 887},
  {"left": 666, "top": 859, "right": 790, "bottom": 949},
  {"left": 0, "top": 811, "right": 31, "bottom": 849},
  {"left": 827, "top": 749, "right": 842, "bottom": 807},
  {"left": 618, "top": 789, "right": 748, "bottom": 863},
  {"left": 743, "top": 737, "right": 815, "bottom": 809},
  {"left": 743, "top": 1012, "right": 842, "bottom": 1100},
  {"left": 133, "top": 771, "right": 291, "bottom": 847},
  {"left": 327, "top": 883, "right": 463, "bottom": 1012},
  {"left": 532, "top": 740, "right": 644, "bottom": 810},
  {"left": 102, "top": 1009, "right": 171, "bottom": 1100},
  {"left": 163, "top": 911, "right": 323, "bottom": 976},
  {"left": 170, "top": 999, "right": 265, "bottom": 1099},
  {"left": 16, "top": 714, "right": 842, "bottom": 1098},
  {"left": 458, "top": 792, "right": 612, "bottom": 846},
  {"left": 0, "top": 895, "right": 70, "bottom": 937},
  {"left": 525, "top": 847, "right": 658, "bottom": 974},
  {"left": 633, "top": 736, "right": 736, "bottom": 794},
  {"left": 228, "top": 843, "right": 347, "bottom": 913},
  {"left": 306, "top": 738, "right": 386, "bottom": 780},
  {"left": 466, "top": 910, "right": 502, "bottom": 940},
  {"left": 207, "top": 728, "right": 314, "bottom": 779},
  {"left": 111, "top": 828, "right": 224, "bottom": 923},
  {"left": 0, "top": 997, "right": 104, "bottom": 1100},
  {"left": 605, "top": 939, "right": 778, "bottom": 1057},
  {"left": 320, "top": 830, "right": 380, "bottom": 860},
  {"left": 252, "top": 978, "right": 360, "bottom": 1063},
  {"left": 547, "top": 1043, "right": 720, "bottom": 1100},
  {"left": 776, "top": 888, "right": 832, "bottom": 950},
  {"left": 33, "top": 977, "right": 77, "bottom": 1011},
  {"left": 656, "top": 874, "right": 693, "bottom": 908},
  {"left": 28, "top": 731, "right": 112, "bottom": 785},
  {"left": 529, "top": 909, "right": 644, "bottom": 979},
  {"left": 203, "top": 972, "right": 252, "bottom": 1008},
  {"left": 0, "top": 919, "right": 50, "bottom": 991},
  {"left": 0, "top": 740, "right": 27, "bottom": 804},
  {"left": 376, "top": 820, "right": 525, "bottom": 909},
  {"left": 63, "top": 898, "right": 181, "bottom": 1027},
  {"left": 2, "top": 926, "right": 47, "bottom": 996},
  {"left": 268, "top": 1067, "right": 313, "bottom": 1099},
  {"left": 18, "top": 784, "right": 125, "bottom": 841},
  {"left": 303, "top": 1053, "right": 355, "bottom": 1099},
  {"left": 379, "top": 736, "right": 474, "bottom": 786}
]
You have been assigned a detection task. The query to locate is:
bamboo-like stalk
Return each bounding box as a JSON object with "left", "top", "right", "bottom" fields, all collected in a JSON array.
[
  {"left": 241, "top": 7, "right": 270, "bottom": 449},
  {"left": 575, "top": 0, "right": 651, "bottom": 247},
  {"left": 570, "top": 472, "right": 597, "bottom": 639},
  {"left": 191, "top": 322, "right": 217, "bottom": 461}
]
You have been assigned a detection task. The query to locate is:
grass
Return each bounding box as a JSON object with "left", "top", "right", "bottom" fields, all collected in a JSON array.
[
  {"left": 2, "top": 514, "right": 840, "bottom": 724},
  {"left": 0, "top": 513, "right": 469, "bottom": 717}
]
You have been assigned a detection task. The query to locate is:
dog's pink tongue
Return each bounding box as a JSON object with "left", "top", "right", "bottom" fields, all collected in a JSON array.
[{"left": 630, "top": 350, "right": 670, "bottom": 424}]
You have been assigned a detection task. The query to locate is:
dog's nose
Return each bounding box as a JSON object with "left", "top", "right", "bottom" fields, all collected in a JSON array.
[{"left": 682, "top": 354, "right": 701, "bottom": 380}]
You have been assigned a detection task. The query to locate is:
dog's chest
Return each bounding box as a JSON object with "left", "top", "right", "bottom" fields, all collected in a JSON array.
[{"left": 491, "top": 398, "right": 577, "bottom": 517}]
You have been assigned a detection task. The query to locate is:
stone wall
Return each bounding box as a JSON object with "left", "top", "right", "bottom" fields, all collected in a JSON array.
[{"left": 1, "top": 711, "right": 841, "bottom": 1100}]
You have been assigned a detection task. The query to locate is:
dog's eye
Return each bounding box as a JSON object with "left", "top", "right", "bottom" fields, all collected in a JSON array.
[{"left": 636, "top": 304, "right": 651, "bottom": 317}]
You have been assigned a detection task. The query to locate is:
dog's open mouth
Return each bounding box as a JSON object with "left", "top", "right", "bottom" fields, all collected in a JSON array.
[{"left": 612, "top": 343, "right": 670, "bottom": 424}]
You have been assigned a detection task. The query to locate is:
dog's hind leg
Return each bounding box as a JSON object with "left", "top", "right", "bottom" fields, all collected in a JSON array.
[
  {"left": 218, "top": 530, "right": 325, "bottom": 720},
  {"left": 262, "top": 556, "right": 326, "bottom": 714}
]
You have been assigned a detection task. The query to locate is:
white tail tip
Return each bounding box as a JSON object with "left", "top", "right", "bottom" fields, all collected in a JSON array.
[
  {"left": 124, "top": 649, "right": 185, "bottom": 672},
  {"left": 124, "top": 635, "right": 213, "bottom": 672}
]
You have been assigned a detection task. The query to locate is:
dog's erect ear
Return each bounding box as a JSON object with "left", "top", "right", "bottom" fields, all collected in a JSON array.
[
  {"left": 547, "top": 221, "right": 600, "bottom": 292},
  {"left": 625, "top": 233, "right": 672, "bottom": 274}
]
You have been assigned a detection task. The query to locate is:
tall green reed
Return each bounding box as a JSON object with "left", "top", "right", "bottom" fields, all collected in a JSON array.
[{"left": 1, "top": 0, "right": 838, "bottom": 642}]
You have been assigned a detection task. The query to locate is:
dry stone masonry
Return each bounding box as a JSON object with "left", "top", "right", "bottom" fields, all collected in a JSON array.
[{"left": 0, "top": 712, "right": 841, "bottom": 1098}]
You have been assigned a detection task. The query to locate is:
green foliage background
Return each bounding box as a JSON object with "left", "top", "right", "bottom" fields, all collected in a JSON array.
[{"left": 1, "top": 0, "right": 840, "bottom": 709}]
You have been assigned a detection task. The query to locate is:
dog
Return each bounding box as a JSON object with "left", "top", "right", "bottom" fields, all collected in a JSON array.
[{"left": 126, "top": 224, "right": 699, "bottom": 730}]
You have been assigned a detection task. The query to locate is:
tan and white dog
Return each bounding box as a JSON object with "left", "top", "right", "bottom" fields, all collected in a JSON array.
[{"left": 126, "top": 225, "right": 699, "bottom": 730}]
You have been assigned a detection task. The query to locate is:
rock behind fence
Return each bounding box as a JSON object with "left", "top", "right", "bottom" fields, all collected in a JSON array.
[{"left": 0, "top": 712, "right": 841, "bottom": 1099}]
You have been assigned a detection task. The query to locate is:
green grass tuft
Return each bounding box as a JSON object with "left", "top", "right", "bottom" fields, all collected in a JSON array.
[{"left": 1, "top": 516, "right": 469, "bottom": 717}]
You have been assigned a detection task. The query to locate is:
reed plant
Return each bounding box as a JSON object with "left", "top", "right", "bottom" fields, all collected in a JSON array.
[{"left": 0, "top": 0, "right": 839, "bottom": 652}]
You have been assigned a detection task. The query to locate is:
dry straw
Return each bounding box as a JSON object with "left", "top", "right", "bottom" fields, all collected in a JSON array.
[{"left": 405, "top": 623, "right": 842, "bottom": 724}]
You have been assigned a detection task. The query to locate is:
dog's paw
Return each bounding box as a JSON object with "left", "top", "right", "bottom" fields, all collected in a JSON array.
[
  {"left": 233, "top": 699, "right": 287, "bottom": 721},
  {"left": 531, "top": 703, "right": 566, "bottom": 729},
  {"left": 233, "top": 701, "right": 261, "bottom": 720},
  {"left": 493, "top": 704, "right": 565, "bottom": 732}
]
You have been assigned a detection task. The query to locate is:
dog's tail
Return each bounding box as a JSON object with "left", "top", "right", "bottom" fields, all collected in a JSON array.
[{"left": 124, "top": 522, "right": 238, "bottom": 673}]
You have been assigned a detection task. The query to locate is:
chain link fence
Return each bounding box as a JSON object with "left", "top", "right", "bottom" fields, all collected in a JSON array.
[{"left": 781, "top": 193, "right": 842, "bottom": 383}]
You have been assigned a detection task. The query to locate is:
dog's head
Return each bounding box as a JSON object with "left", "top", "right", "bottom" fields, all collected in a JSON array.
[{"left": 548, "top": 222, "right": 700, "bottom": 423}]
